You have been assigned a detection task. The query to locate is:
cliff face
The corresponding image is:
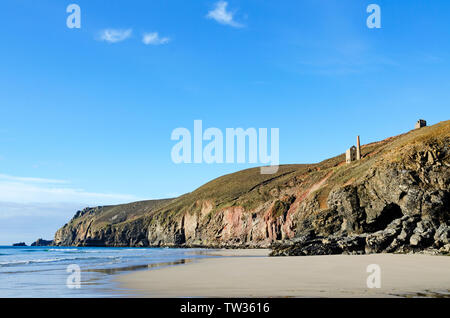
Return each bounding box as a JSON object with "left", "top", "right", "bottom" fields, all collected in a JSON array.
[{"left": 53, "top": 121, "right": 450, "bottom": 255}]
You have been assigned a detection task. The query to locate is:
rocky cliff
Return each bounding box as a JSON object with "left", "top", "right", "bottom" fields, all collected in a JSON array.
[{"left": 53, "top": 121, "right": 450, "bottom": 255}]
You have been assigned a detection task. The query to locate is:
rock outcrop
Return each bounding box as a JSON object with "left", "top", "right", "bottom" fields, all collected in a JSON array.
[
  {"left": 31, "top": 239, "right": 53, "bottom": 246},
  {"left": 271, "top": 216, "right": 449, "bottom": 256},
  {"left": 12, "top": 242, "right": 27, "bottom": 247},
  {"left": 53, "top": 121, "right": 450, "bottom": 255}
]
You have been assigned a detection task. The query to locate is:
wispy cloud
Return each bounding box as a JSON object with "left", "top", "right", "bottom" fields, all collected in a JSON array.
[
  {"left": 142, "top": 32, "right": 170, "bottom": 45},
  {"left": 293, "top": 53, "right": 398, "bottom": 76},
  {"left": 206, "top": 1, "right": 244, "bottom": 28},
  {"left": 0, "top": 173, "right": 140, "bottom": 205},
  {"left": 0, "top": 174, "right": 143, "bottom": 245},
  {"left": 0, "top": 173, "right": 68, "bottom": 184},
  {"left": 99, "top": 28, "right": 132, "bottom": 43},
  {"left": 0, "top": 201, "right": 89, "bottom": 245},
  {"left": 0, "top": 201, "right": 83, "bottom": 219},
  {"left": 277, "top": 36, "right": 399, "bottom": 76}
]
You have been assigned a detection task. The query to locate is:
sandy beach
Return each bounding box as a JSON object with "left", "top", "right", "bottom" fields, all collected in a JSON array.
[{"left": 116, "top": 250, "right": 450, "bottom": 297}]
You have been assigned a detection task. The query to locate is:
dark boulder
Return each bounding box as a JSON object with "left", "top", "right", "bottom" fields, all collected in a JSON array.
[{"left": 12, "top": 242, "right": 27, "bottom": 247}]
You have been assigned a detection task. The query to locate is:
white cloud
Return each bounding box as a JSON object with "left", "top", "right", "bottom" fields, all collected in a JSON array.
[
  {"left": 0, "top": 202, "right": 86, "bottom": 245},
  {"left": 99, "top": 28, "right": 132, "bottom": 43},
  {"left": 0, "top": 201, "right": 83, "bottom": 219},
  {"left": 142, "top": 32, "right": 170, "bottom": 45},
  {"left": 206, "top": 1, "right": 244, "bottom": 28},
  {"left": 0, "top": 174, "right": 143, "bottom": 245},
  {"left": 0, "top": 173, "right": 140, "bottom": 205},
  {"left": 0, "top": 173, "right": 68, "bottom": 184}
]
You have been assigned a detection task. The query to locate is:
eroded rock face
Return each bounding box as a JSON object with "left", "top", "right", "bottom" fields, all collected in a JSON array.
[
  {"left": 271, "top": 155, "right": 450, "bottom": 256},
  {"left": 271, "top": 215, "right": 448, "bottom": 256},
  {"left": 271, "top": 137, "right": 450, "bottom": 256},
  {"left": 145, "top": 203, "right": 291, "bottom": 247},
  {"left": 54, "top": 215, "right": 149, "bottom": 247},
  {"left": 53, "top": 123, "right": 449, "bottom": 255}
]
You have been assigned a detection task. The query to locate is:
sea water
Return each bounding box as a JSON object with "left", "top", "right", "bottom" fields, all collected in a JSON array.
[{"left": 0, "top": 246, "right": 212, "bottom": 297}]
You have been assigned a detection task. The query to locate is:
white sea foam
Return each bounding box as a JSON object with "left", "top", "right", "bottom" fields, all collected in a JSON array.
[
  {"left": 0, "top": 255, "right": 119, "bottom": 267},
  {"left": 47, "top": 248, "right": 79, "bottom": 252}
]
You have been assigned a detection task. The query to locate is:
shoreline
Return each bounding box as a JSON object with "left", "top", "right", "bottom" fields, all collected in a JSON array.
[{"left": 116, "top": 250, "right": 450, "bottom": 298}]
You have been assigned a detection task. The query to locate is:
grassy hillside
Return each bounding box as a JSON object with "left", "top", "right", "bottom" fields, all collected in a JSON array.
[
  {"left": 153, "top": 120, "right": 449, "bottom": 219},
  {"left": 54, "top": 120, "right": 450, "bottom": 248}
]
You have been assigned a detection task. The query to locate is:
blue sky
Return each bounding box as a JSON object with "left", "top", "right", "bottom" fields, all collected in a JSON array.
[{"left": 0, "top": 0, "right": 449, "bottom": 244}]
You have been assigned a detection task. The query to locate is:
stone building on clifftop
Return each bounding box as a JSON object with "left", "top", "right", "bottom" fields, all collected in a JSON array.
[
  {"left": 346, "top": 146, "right": 357, "bottom": 164},
  {"left": 415, "top": 119, "right": 427, "bottom": 129},
  {"left": 346, "top": 136, "right": 362, "bottom": 164}
]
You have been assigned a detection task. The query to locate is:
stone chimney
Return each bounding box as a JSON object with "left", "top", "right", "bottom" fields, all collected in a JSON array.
[{"left": 356, "top": 135, "right": 361, "bottom": 160}]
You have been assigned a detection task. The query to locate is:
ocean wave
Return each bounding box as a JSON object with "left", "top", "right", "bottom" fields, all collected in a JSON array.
[
  {"left": 123, "top": 249, "right": 152, "bottom": 252},
  {"left": 47, "top": 248, "right": 79, "bottom": 252},
  {"left": 0, "top": 255, "right": 120, "bottom": 267}
]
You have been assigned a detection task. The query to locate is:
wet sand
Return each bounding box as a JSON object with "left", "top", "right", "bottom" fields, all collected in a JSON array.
[{"left": 116, "top": 250, "right": 450, "bottom": 297}]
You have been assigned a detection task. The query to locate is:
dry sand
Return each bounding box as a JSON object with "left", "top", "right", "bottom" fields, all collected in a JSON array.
[{"left": 116, "top": 250, "right": 450, "bottom": 297}]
